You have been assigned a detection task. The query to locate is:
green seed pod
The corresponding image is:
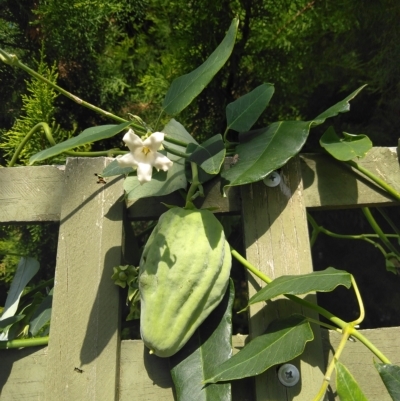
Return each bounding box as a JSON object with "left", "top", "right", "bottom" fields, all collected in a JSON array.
[{"left": 139, "top": 207, "right": 231, "bottom": 357}]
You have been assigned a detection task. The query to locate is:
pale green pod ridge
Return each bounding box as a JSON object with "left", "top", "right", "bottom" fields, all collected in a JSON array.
[{"left": 139, "top": 207, "right": 232, "bottom": 357}]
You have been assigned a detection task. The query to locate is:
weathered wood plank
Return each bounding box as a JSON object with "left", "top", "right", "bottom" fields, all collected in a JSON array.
[
  {"left": 1, "top": 148, "right": 399, "bottom": 223},
  {"left": 0, "top": 346, "right": 47, "bottom": 400},
  {"left": 0, "top": 165, "right": 64, "bottom": 222},
  {"left": 119, "top": 336, "right": 254, "bottom": 401},
  {"left": 301, "top": 147, "right": 400, "bottom": 209},
  {"left": 321, "top": 327, "right": 400, "bottom": 400},
  {"left": 44, "top": 158, "right": 124, "bottom": 401},
  {"left": 241, "top": 156, "right": 325, "bottom": 400}
]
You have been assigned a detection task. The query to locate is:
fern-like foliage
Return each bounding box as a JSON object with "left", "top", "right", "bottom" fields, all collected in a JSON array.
[{"left": 0, "top": 49, "right": 71, "bottom": 166}]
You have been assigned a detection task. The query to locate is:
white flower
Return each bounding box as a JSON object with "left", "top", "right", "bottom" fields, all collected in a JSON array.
[{"left": 116, "top": 129, "right": 173, "bottom": 184}]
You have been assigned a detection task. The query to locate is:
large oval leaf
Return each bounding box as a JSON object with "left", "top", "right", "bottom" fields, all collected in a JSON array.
[
  {"left": 221, "top": 85, "right": 367, "bottom": 194},
  {"left": 375, "top": 362, "right": 400, "bottom": 400},
  {"left": 226, "top": 83, "right": 275, "bottom": 132},
  {"left": 29, "top": 121, "right": 131, "bottom": 164},
  {"left": 247, "top": 267, "right": 352, "bottom": 307},
  {"left": 204, "top": 315, "right": 313, "bottom": 383},
  {"left": 162, "top": 19, "right": 238, "bottom": 115},
  {"left": 320, "top": 126, "right": 373, "bottom": 161},
  {"left": 170, "top": 280, "right": 234, "bottom": 401},
  {"left": 336, "top": 361, "right": 369, "bottom": 401},
  {"left": 221, "top": 120, "right": 311, "bottom": 194}
]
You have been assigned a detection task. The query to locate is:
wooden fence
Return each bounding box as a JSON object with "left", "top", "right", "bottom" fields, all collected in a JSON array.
[{"left": 1, "top": 147, "right": 400, "bottom": 400}]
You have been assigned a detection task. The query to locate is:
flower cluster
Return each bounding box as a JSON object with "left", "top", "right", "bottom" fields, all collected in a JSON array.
[{"left": 116, "top": 129, "right": 173, "bottom": 184}]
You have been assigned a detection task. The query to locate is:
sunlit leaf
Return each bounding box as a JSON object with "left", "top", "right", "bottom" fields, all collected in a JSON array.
[
  {"left": 170, "top": 280, "right": 234, "bottom": 401},
  {"left": 320, "top": 126, "right": 372, "bottom": 161},
  {"left": 162, "top": 19, "right": 238, "bottom": 115},
  {"left": 188, "top": 134, "right": 226, "bottom": 174},
  {"left": 0, "top": 257, "right": 39, "bottom": 340},
  {"left": 248, "top": 267, "right": 352, "bottom": 307},
  {"left": 375, "top": 361, "right": 400, "bottom": 400},
  {"left": 29, "top": 288, "right": 53, "bottom": 336},
  {"left": 221, "top": 120, "right": 311, "bottom": 194},
  {"left": 336, "top": 361, "right": 369, "bottom": 401},
  {"left": 221, "top": 86, "right": 366, "bottom": 194},
  {"left": 29, "top": 122, "right": 131, "bottom": 164},
  {"left": 226, "top": 83, "right": 274, "bottom": 132},
  {"left": 204, "top": 315, "right": 313, "bottom": 383}
]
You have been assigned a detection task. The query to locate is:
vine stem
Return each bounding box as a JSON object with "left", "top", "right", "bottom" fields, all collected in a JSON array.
[
  {"left": 0, "top": 336, "right": 49, "bottom": 349},
  {"left": 345, "top": 159, "right": 400, "bottom": 201},
  {"left": 0, "top": 48, "right": 188, "bottom": 148},
  {"left": 230, "top": 248, "right": 391, "bottom": 364}
]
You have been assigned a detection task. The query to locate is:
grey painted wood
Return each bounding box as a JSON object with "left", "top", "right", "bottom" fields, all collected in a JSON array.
[
  {"left": 43, "top": 158, "right": 124, "bottom": 401},
  {"left": 301, "top": 147, "right": 400, "bottom": 209},
  {"left": 0, "top": 165, "right": 64, "bottom": 222},
  {"left": 321, "top": 327, "right": 400, "bottom": 400},
  {"left": 241, "top": 157, "right": 325, "bottom": 400}
]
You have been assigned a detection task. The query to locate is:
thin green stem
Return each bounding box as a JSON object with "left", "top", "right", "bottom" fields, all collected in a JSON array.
[
  {"left": 362, "top": 207, "right": 400, "bottom": 256},
  {"left": 230, "top": 247, "right": 391, "bottom": 363},
  {"left": 0, "top": 49, "right": 146, "bottom": 132},
  {"left": 377, "top": 207, "right": 400, "bottom": 236},
  {"left": 307, "top": 212, "right": 389, "bottom": 259},
  {"left": 0, "top": 336, "right": 49, "bottom": 349},
  {"left": 313, "top": 325, "right": 352, "bottom": 401},
  {"left": 351, "top": 275, "right": 365, "bottom": 326},
  {"left": 345, "top": 160, "right": 400, "bottom": 202},
  {"left": 185, "top": 162, "right": 203, "bottom": 207},
  {"left": 162, "top": 143, "right": 189, "bottom": 158}
]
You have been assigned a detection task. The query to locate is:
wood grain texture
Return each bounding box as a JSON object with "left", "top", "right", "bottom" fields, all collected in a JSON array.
[
  {"left": 0, "top": 346, "right": 47, "bottom": 400},
  {"left": 0, "top": 165, "right": 64, "bottom": 222},
  {"left": 321, "top": 327, "right": 400, "bottom": 400},
  {"left": 241, "top": 157, "right": 325, "bottom": 401},
  {"left": 44, "top": 158, "right": 124, "bottom": 401},
  {"left": 301, "top": 147, "right": 400, "bottom": 209}
]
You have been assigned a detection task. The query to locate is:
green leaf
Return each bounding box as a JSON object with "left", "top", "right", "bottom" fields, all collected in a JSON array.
[
  {"left": 320, "top": 127, "right": 373, "bottom": 161},
  {"left": 101, "top": 159, "right": 134, "bottom": 177},
  {"left": 163, "top": 118, "right": 199, "bottom": 149},
  {"left": 29, "top": 122, "right": 131, "bottom": 164},
  {"left": 221, "top": 121, "right": 311, "bottom": 193},
  {"left": 124, "top": 155, "right": 186, "bottom": 200},
  {"left": 170, "top": 280, "right": 234, "bottom": 401},
  {"left": 375, "top": 362, "right": 400, "bottom": 400},
  {"left": 247, "top": 267, "right": 352, "bottom": 307},
  {"left": 185, "top": 143, "right": 217, "bottom": 184},
  {"left": 0, "top": 315, "right": 25, "bottom": 332},
  {"left": 221, "top": 86, "right": 366, "bottom": 193},
  {"left": 0, "top": 257, "right": 39, "bottom": 326},
  {"left": 162, "top": 19, "right": 238, "bottom": 115},
  {"left": 336, "top": 361, "right": 369, "bottom": 401},
  {"left": 29, "top": 288, "right": 53, "bottom": 336},
  {"left": 313, "top": 85, "right": 367, "bottom": 124},
  {"left": 188, "top": 134, "right": 226, "bottom": 174},
  {"left": 204, "top": 315, "right": 313, "bottom": 383},
  {"left": 226, "top": 83, "right": 275, "bottom": 132}
]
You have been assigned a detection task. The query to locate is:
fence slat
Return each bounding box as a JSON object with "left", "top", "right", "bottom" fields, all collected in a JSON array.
[
  {"left": 0, "top": 165, "right": 64, "bottom": 222},
  {"left": 44, "top": 158, "right": 124, "bottom": 401},
  {"left": 241, "top": 156, "right": 325, "bottom": 400}
]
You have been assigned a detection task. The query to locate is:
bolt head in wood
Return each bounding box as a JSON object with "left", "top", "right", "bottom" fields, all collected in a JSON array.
[
  {"left": 278, "top": 364, "right": 300, "bottom": 387},
  {"left": 263, "top": 171, "right": 281, "bottom": 187}
]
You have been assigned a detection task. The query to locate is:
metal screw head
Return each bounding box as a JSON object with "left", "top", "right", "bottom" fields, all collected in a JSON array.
[
  {"left": 277, "top": 364, "right": 300, "bottom": 387},
  {"left": 263, "top": 171, "right": 281, "bottom": 187}
]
